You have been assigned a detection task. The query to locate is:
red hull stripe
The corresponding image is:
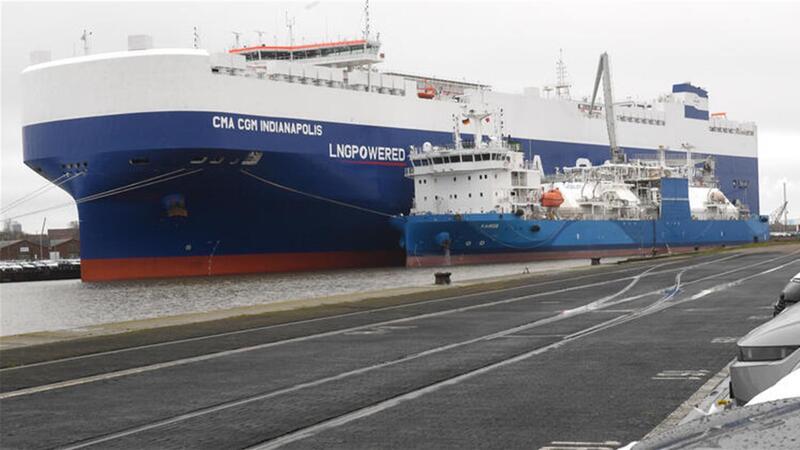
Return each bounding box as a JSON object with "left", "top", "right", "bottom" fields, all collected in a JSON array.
[
  {"left": 82, "top": 250, "right": 405, "bottom": 282},
  {"left": 341, "top": 160, "right": 407, "bottom": 167},
  {"left": 407, "top": 246, "right": 704, "bottom": 267}
]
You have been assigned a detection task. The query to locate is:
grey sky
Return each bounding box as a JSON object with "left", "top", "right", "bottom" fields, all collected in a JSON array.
[{"left": 2, "top": 0, "right": 799, "bottom": 232}]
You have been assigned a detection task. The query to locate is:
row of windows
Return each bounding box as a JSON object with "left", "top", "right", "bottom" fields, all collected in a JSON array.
[
  {"left": 423, "top": 192, "right": 487, "bottom": 202},
  {"left": 413, "top": 153, "right": 511, "bottom": 166},
  {"left": 710, "top": 127, "right": 755, "bottom": 136},
  {"left": 618, "top": 116, "right": 665, "bottom": 126},
  {"left": 242, "top": 45, "right": 375, "bottom": 62},
  {"left": 417, "top": 174, "right": 498, "bottom": 184}
]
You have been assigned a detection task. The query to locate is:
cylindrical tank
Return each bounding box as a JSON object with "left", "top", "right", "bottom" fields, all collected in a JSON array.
[{"left": 709, "top": 189, "right": 727, "bottom": 203}]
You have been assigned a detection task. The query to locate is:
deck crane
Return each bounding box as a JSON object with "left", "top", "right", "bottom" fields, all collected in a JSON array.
[{"left": 588, "top": 52, "right": 625, "bottom": 164}]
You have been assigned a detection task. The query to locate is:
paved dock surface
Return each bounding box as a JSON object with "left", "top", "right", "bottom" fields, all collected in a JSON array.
[{"left": 1, "top": 244, "right": 798, "bottom": 449}]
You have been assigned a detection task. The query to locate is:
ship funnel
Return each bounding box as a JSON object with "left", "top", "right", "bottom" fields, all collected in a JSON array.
[
  {"left": 29, "top": 51, "right": 51, "bottom": 65},
  {"left": 128, "top": 34, "right": 154, "bottom": 51}
]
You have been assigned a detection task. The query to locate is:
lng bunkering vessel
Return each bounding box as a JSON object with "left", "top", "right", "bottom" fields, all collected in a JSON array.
[
  {"left": 20, "top": 26, "right": 761, "bottom": 280},
  {"left": 390, "top": 55, "right": 768, "bottom": 266}
]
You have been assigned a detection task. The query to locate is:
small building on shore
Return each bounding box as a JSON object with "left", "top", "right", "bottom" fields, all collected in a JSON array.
[
  {"left": 0, "top": 240, "right": 46, "bottom": 261},
  {"left": 50, "top": 238, "right": 80, "bottom": 260}
]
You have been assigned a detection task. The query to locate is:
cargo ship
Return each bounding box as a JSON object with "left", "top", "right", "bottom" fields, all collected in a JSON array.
[
  {"left": 391, "top": 54, "right": 769, "bottom": 266},
  {"left": 20, "top": 27, "right": 761, "bottom": 281}
]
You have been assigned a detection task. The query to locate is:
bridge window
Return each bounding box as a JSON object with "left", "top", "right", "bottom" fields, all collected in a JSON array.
[{"left": 463, "top": 155, "right": 474, "bottom": 162}]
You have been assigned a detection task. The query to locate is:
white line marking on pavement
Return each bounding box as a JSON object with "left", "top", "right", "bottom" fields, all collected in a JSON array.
[
  {"left": 247, "top": 253, "right": 800, "bottom": 450},
  {"left": 1, "top": 260, "right": 683, "bottom": 373},
  {"left": 0, "top": 252, "right": 777, "bottom": 403},
  {"left": 1, "top": 261, "right": 688, "bottom": 400},
  {"left": 56, "top": 263, "right": 682, "bottom": 449},
  {"left": 540, "top": 441, "right": 621, "bottom": 450}
]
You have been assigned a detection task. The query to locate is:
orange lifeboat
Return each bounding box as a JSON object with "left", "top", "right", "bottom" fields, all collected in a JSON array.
[
  {"left": 417, "top": 84, "right": 437, "bottom": 99},
  {"left": 541, "top": 188, "right": 564, "bottom": 208}
]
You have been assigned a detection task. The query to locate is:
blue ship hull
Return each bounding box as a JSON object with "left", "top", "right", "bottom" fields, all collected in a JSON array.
[
  {"left": 392, "top": 179, "right": 770, "bottom": 267},
  {"left": 22, "top": 111, "right": 762, "bottom": 280}
]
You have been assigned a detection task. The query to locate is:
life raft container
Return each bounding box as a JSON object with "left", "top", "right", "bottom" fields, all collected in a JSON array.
[
  {"left": 541, "top": 188, "right": 565, "bottom": 208},
  {"left": 417, "top": 85, "right": 436, "bottom": 99}
]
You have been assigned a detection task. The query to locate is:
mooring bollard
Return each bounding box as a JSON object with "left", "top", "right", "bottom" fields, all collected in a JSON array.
[
  {"left": 591, "top": 257, "right": 601, "bottom": 266},
  {"left": 434, "top": 272, "right": 452, "bottom": 285}
]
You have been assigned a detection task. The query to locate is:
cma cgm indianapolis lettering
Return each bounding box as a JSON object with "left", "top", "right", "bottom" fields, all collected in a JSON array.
[
  {"left": 212, "top": 114, "right": 323, "bottom": 136},
  {"left": 211, "top": 114, "right": 405, "bottom": 164}
]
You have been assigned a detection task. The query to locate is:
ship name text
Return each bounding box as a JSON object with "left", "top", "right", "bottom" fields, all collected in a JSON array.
[{"left": 212, "top": 115, "right": 323, "bottom": 136}]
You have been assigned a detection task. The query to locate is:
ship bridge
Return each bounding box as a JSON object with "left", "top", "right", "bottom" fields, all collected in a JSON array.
[{"left": 229, "top": 39, "right": 383, "bottom": 68}]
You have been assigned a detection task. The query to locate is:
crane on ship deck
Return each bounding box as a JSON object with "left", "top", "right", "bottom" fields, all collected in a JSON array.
[
  {"left": 588, "top": 52, "right": 625, "bottom": 164},
  {"left": 769, "top": 182, "right": 789, "bottom": 231}
]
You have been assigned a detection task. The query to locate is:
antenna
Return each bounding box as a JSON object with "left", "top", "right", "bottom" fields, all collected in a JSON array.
[
  {"left": 231, "top": 31, "right": 243, "bottom": 48},
  {"left": 555, "top": 48, "right": 571, "bottom": 99},
  {"left": 285, "top": 11, "right": 296, "bottom": 47},
  {"left": 193, "top": 26, "right": 200, "bottom": 49},
  {"left": 285, "top": 11, "right": 296, "bottom": 60},
  {"left": 80, "top": 29, "right": 92, "bottom": 55},
  {"left": 363, "top": 0, "right": 371, "bottom": 41},
  {"left": 254, "top": 30, "right": 267, "bottom": 45}
]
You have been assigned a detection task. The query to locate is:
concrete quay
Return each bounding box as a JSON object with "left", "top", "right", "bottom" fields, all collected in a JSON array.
[{"left": 1, "top": 243, "right": 799, "bottom": 449}]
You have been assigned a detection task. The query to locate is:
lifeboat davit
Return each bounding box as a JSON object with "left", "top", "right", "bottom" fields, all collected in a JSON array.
[
  {"left": 541, "top": 188, "right": 565, "bottom": 208},
  {"left": 417, "top": 85, "right": 436, "bottom": 99}
]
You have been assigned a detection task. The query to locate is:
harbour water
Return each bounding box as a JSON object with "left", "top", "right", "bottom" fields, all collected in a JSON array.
[{"left": 0, "top": 259, "right": 600, "bottom": 336}]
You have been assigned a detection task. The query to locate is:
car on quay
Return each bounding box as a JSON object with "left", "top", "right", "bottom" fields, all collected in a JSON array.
[
  {"left": 774, "top": 272, "right": 800, "bottom": 316},
  {"left": 730, "top": 301, "right": 800, "bottom": 404}
]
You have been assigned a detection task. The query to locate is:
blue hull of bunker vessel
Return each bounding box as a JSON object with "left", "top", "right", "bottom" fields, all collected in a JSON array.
[{"left": 392, "top": 179, "right": 770, "bottom": 267}]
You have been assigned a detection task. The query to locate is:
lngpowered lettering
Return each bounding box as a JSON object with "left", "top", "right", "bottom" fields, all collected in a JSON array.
[{"left": 328, "top": 143, "right": 406, "bottom": 162}]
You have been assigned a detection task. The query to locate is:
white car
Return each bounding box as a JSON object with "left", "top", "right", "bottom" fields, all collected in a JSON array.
[
  {"left": 730, "top": 303, "right": 800, "bottom": 404},
  {"left": 773, "top": 272, "right": 800, "bottom": 315}
]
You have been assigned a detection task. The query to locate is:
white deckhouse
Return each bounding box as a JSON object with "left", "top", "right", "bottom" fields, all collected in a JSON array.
[{"left": 405, "top": 106, "right": 544, "bottom": 215}]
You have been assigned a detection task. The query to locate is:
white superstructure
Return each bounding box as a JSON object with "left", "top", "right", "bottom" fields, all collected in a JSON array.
[
  {"left": 405, "top": 108, "right": 744, "bottom": 221},
  {"left": 23, "top": 36, "right": 757, "bottom": 159},
  {"left": 406, "top": 107, "right": 544, "bottom": 215}
]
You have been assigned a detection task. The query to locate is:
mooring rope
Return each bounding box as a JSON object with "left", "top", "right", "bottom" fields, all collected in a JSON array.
[
  {"left": 2, "top": 168, "right": 203, "bottom": 221},
  {"left": 1, "top": 172, "right": 80, "bottom": 214},
  {"left": 241, "top": 169, "right": 394, "bottom": 218}
]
